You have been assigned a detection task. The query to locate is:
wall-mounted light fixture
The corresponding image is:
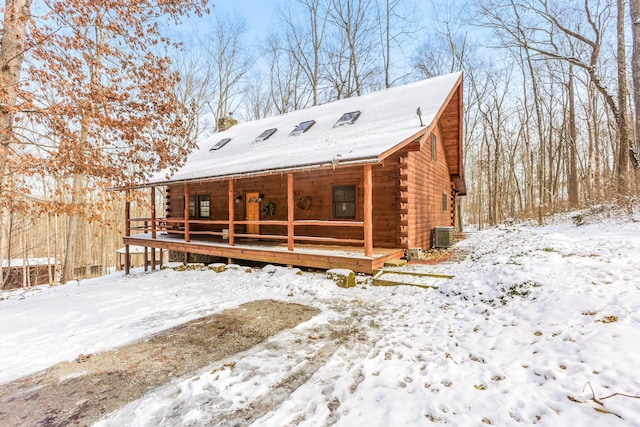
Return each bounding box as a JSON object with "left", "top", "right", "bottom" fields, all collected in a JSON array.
[
  {"left": 235, "top": 195, "right": 242, "bottom": 204},
  {"left": 258, "top": 193, "right": 264, "bottom": 202}
]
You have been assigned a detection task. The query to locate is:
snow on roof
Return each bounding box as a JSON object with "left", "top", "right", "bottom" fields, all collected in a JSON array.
[
  {"left": 2, "top": 258, "right": 60, "bottom": 267},
  {"left": 150, "top": 72, "right": 462, "bottom": 185},
  {"left": 116, "top": 246, "right": 167, "bottom": 254}
]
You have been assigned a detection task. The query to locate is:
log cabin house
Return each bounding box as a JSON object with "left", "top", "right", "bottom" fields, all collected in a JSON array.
[{"left": 123, "top": 72, "right": 466, "bottom": 274}]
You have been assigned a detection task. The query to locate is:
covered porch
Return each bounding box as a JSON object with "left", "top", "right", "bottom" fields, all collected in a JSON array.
[
  {"left": 123, "top": 165, "right": 405, "bottom": 274},
  {"left": 123, "top": 233, "right": 404, "bottom": 273}
]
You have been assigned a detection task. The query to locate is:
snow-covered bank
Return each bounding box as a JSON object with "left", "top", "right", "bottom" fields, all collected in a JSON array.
[{"left": 2, "top": 211, "right": 640, "bottom": 426}]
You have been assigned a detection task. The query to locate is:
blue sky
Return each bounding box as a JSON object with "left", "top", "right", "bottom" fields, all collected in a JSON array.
[{"left": 212, "top": 0, "right": 279, "bottom": 41}]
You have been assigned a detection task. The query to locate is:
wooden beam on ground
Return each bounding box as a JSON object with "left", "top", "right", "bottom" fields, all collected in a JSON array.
[
  {"left": 184, "top": 182, "right": 190, "bottom": 243},
  {"left": 228, "top": 178, "right": 235, "bottom": 246},
  {"left": 287, "top": 173, "right": 294, "bottom": 251},
  {"left": 364, "top": 164, "right": 373, "bottom": 257}
]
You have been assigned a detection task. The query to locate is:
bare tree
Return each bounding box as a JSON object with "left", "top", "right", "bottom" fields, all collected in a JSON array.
[
  {"left": 326, "top": 0, "right": 380, "bottom": 97},
  {"left": 262, "top": 33, "right": 310, "bottom": 114},
  {"left": 477, "top": 0, "right": 629, "bottom": 194},
  {"left": 617, "top": 0, "right": 631, "bottom": 193},
  {"left": 377, "top": 0, "right": 417, "bottom": 87},
  {"left": 630, "top": 0, "right": 640, "bottom": 160},
  {"left": 278, "top": 0, "right": 329, "bottom": 106},
  {"left": 197, "top": 13, "right": 251, "bottom": 129}
]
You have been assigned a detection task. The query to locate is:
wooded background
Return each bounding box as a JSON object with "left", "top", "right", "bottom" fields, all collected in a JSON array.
[{"left": 1, "top": 0, "right": 639, "bottom": 287}]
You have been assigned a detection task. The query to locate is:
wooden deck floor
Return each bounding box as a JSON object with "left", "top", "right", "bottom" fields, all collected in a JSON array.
[{"left": 123, "top": 233, "right": 405, "bottom": 274}]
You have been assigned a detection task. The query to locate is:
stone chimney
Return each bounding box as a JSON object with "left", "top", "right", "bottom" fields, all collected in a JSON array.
[{"left": 217, "top": 114, "right": 238, "bottom": 132}]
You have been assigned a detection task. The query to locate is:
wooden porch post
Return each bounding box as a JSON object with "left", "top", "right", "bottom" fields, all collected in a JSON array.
[
  {"left": 150, "top": 186, "right": 156, "bottom": 239},
  {"left": 363, "top": 164, "right": 373, "bottom": 257},
  {"left": 124, "top": 191, "right": 131, "bottom": 275},
  {"left": 150, "top": 186, "right": 156, "bottom": 270},
  {"left": 287, "top": 173, "right": 294, "bottom": 251},
  {"left": 184, "top": 182, "right": 190, "bottom": 243},
  {"left": 144, "top": 244, "right": 148, "bottom": 272},
  {"left": 228, "top": 178, "right": 235, "bottom": 246}
]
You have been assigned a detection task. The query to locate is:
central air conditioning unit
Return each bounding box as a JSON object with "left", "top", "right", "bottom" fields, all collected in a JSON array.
[{"left": 433, "top": 226, "right": 454, "bottom": 248}]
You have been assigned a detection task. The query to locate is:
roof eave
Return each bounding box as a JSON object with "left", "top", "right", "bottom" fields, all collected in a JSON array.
[{"left": 138, "top": 156, "right": 381, "bottom": 188}]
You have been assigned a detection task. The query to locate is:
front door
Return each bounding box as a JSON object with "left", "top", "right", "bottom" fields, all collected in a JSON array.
[{"left": 245, "top": 192, "right": 260, "bottom": 234}]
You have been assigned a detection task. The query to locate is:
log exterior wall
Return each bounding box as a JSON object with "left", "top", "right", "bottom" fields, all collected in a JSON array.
[
  {"left": 164, "top": 159, "right": 402, "bottom": 248},
  {"left": 163, "top": 125, "right": 458, "bottom": 252},
  {"left": 405, "top": 124, "right": 456, "bottom": 249}
]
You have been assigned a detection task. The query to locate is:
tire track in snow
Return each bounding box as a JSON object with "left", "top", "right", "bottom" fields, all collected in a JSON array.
[{"left": 98, "top": 298, "right": 378, "bottom": 427}]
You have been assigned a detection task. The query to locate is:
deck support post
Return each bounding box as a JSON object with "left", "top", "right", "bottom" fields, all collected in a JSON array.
[
  {"left": 364, "top": 164, "right": 373, "bottom": 257},
  {"left": 124, "top": 191, "right": 131, "bottom": 275},
  {"left": 228, "top": 178, "right": 235, "bottom": 246},
  {"left": 184, "top": 182, "right": 190, "bottom": 243},
  {"left": 150, "top": 186, "right": 157, "bottom": 270},
  {"left": 287, "top": 173, "right": 294, "bottom": 251}
]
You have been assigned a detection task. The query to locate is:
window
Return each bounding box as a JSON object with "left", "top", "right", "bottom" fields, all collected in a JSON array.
[
  {"left": 188, "top": 194, "right": 210, "bottom": 218},
  {"left": 431, "top": 134, "right": 437, "bottom": 162},
  {"left": 255, "top": 128, "right": 277, "bottom": 142},
  {"left": 333, "top": 185, "right": 356, "bottom": 219},
  {"left": 442, "top": 193, "right": 448, "bottom": 212},
  {"left": 209, "top": 138, "right": 231, "bottom": 151},
  {"left": 290, "top": 120, "right": 316, "bottom": 136},
  {"left": 334, "top": 111, "right": 362, "bottom": 127},
  {"left": 189, "top": 195, "right": 196, "bottom": 218},
  {"left": 198, "top": 195, "right": 210, "bottom": 218}
]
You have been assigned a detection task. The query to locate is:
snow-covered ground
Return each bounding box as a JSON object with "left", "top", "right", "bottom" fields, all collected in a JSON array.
[{"left": 2, "top": 208, "right": 640, "bottom": 426}]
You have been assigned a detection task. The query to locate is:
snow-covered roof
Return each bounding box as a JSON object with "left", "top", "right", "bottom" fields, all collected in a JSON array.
[
  {"left": 2, "top": 258, "right": 60, "bottom": 267},
  {"left": 116, "top": 246, "right": 167, "bottom": 254},
  {"left": 150, "top": 72, "right": 462, "bottom": 185}
]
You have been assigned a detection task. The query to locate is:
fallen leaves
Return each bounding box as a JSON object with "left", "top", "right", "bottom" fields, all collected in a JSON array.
[{"left": 596, "top": 315, "right": 618, "bottom": 324}]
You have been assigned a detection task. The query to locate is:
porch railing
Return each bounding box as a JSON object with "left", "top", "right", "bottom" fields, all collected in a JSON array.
[
  {"left": 127, "top": 217, "right": 366, "bottom": 246},
  {"left": 124, "top": 167, "right": 373, "bottom": 270}
]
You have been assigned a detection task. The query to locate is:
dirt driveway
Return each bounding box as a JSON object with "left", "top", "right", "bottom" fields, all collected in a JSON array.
[{"left": 0, "top": 299, "right": 319, "bottom": 427}]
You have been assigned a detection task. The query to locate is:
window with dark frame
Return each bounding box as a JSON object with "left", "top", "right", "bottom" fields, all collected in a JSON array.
[
  {"left": 189, "top": 195, "right": 196, "bottom": 218},
  {"left": 333, "top": 185, "right": 356, "bottom": 219},
  {"left": 188, "top": 194, "right": 210, "bottom": 218},
  {"left": 442, "top": 193, "right": 448, "bottom": 212},
  {"left": 431, "top": 134, "right": 437, "bottom": 162},
  {"left": 198, "top": 195, "right": 211, "bottom": 218}
]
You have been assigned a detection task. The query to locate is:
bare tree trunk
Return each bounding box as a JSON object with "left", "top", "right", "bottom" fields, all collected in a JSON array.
[
  {"left": 618, "top": 0, "right": 631, "bottom": 194},
  {"left": 630, "top": 0, "right": 640, "bottom": 156},
  {"left": 62, "top": 174, "right": 84, "bottom": 283},
  {"left": 523, "top": 51, "right": 546, "bottom": 225},
  {"left": 0, "top": 1, "right": 32, "bottom": 289},
  {"left": 0, "top": 0, "right": 32, "bottom": 193},
  {"left": 567, "top": 65, "right": 579, "bottom": 207}
]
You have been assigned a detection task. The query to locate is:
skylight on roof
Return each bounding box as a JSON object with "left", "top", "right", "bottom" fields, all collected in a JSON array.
[
  {"left": 209, "top": 138, "right": 231, "bottom": 151},
  {"left": 290, "top": 120, "right": 316, "bottom": 136},
  {"left": 334, "top": 111, "right": 361, "bottom": 127},
  {"left": 255, "top": 128, "right": 277, "bottom": 142}
]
